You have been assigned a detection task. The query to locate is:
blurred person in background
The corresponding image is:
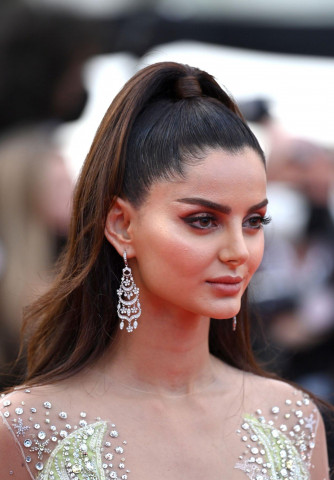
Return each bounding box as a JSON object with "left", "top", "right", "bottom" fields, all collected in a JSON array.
[
  {"left": 0, "top": 128, "right": 74, "bottom": 389},
  {"left": 0, "top": 4, "right": 97, "bottom": 388}
]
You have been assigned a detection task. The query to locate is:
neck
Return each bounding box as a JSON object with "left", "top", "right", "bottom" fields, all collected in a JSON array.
[{"left": 95, "top": 310, "right": 216, "bottom": 397}]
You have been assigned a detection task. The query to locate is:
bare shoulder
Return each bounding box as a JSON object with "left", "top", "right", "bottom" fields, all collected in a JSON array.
[{"left": 243, "top": 373, "right": 317, "bottom": 412}]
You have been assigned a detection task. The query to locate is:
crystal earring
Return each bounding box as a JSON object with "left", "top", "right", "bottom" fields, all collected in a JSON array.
[
  {"left": 117, "top": 251, "right": 141, "bottom": 333},
  {"left": 232, "top": 316, "right": 237, "bottom": 331}
]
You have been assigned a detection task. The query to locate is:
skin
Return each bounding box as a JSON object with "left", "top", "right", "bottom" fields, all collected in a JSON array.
[
  {"left": 103, "top": 146, "right": 268, "bottom": 395},
  {"left": 1, "top": 147, "right": 330, "bottom": 480}
]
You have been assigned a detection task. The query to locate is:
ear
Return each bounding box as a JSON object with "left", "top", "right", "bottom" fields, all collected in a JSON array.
[{"left": 104, "top": 197, "right": 136, "bottom": 257}]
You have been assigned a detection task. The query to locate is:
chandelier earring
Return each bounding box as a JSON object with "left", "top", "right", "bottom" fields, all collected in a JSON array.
[
  {"left": 117, "top": 251, "right": 141, "bottom": 333},
  {"left": 232, "top": 316, "right": 237, "bottom": 332}
]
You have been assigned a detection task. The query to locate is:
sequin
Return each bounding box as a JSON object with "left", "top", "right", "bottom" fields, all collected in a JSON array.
[
  {"left": 235, "top": 390, "right": 319, "bottom": 480},
  {"left": 15, "top": 407, "right": 24, "bottom": 415},
  {"left": 35, "top": 462, "right": 44, "bottom": 471}
]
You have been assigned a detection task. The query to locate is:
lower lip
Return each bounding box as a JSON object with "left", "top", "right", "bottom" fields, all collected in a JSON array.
[{"left": 206, "top": 281, "right": 242, "bottom": 295}]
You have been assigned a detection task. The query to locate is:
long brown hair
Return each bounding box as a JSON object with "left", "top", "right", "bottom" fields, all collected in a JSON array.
[{"left": 22, "top": 61, "right": 268, "bottom": 385}]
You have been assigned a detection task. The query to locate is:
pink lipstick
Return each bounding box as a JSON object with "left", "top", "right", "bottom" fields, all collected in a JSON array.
[{"left": 206, "top": 276, "right": 243, "bottom": 295}]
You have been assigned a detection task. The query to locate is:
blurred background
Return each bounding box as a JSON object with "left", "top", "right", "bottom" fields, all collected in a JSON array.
[{"left": 0, "top": 0, "right": 334, "bottom": 467}]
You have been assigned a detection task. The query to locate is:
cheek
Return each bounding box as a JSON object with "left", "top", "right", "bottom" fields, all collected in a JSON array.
[{"left": 133, "top": 220, "right": 210, "bottom": 282}]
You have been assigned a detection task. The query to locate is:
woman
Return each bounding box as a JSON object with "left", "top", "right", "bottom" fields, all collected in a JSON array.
[{"left": 0, "top": 61, "right": 329, "bottom": 479}]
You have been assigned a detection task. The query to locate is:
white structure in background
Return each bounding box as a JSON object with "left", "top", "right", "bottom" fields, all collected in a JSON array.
[{"left": 56, "top": 42, "right": 334, "bottom": 177}]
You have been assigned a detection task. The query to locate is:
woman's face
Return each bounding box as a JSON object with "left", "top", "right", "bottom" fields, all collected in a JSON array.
[{"left": 129, "top": 147, "right": 268, "bottom": 320}]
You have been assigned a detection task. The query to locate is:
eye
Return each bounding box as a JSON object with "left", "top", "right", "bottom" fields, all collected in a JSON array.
[
  {"left": 183, "top": 214, "right": 218, "bottom": 230},
  {"left": 243, "top": 214, "right": 271, "bottom": 230}
]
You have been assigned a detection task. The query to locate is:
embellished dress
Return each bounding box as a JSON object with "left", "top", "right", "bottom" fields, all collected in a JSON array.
[{"left": 0, "top": 383, "right": 329, "bottom": 480}]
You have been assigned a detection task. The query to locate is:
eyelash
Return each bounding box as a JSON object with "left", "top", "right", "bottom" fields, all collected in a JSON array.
[{"left": 183, "top": 213, "right": 272, "bottom": 230}]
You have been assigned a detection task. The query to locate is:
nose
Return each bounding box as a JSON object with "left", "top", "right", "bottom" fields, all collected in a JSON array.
[{"left": 218, "top": 226, "right": 249, "bottom": 266}]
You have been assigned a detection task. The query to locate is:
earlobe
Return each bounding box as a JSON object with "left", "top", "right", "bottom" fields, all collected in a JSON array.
[{"left": 104, "top": 197, "right": 135, "bottom": 257}]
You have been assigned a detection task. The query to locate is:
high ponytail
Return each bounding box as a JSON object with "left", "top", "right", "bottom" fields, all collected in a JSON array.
[{"left": 22, "top": 61, "right": 266, "bottom": 384}]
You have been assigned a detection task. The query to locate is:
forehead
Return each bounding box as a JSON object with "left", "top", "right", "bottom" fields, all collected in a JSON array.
[{"left": 144, "top": 147, "right": 267, "bottom": 205}]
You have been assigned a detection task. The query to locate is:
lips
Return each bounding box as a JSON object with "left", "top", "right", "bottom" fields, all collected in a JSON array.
[{"left": 206, "top": 276, "right": 243, "bottom": 295}]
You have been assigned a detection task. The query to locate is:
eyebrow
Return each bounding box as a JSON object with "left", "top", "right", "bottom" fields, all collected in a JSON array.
[{"left": 176, "top": 197, "right": 268, "bottom": 214}]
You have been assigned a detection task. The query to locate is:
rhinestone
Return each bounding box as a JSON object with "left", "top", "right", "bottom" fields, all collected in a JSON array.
[
  {"left": 79, "top": 420, "right": 87, "bottom": 427},
  {"left": 105, "top": 453, "right": 113, "bottom": 460},
  {"left": 280, "top": 424, "right": 288, "bottom": 432},
  {"left": 72, "top": 465, "right": 82, "bottom": 474},
  {"left": 87, "top": 427, "right": 94, "bottom": 436},
  {"left": 3, "top": 411, "right": 10, "bottom": 418},
  {"left": 85, "top": 462, "right": 94, "bottom": 472},
  {"left": 119, "top": 463, "right": 125, "bottom": 468},
  {"left": 34, "top": 424, "right": 40, "bottom": 430},
  {"left": 3, "top": 400, "right": 11, "bottom": 407},
  {"left": 59, "top": 412, "right": 67, "bottom": 419},
  {"left": 285, "top": 399, "right": 292, "bottom": 405},
  {"left": 303, "top": 398, "right": 310, "bottom": 405},
  {"left": 43, "top": 402, "right": 52, "bottom": 409},
  {"left": 66, "top": 424, "right": 72, "bottom": 430},
  {"left": 105, "top": 441, "right": 111, "bottom": 447},
  {"left": 249, "top": 457, "right": 255, "bottom": 463},
  {"left": 295, "top": 410, "right": 303, "bottom": 418},
  {"left": 110, "top": 430, "right": 119, "bottom": 438},
  {"left": 103, "top": 464, "right": 108, "bottom": 469},
  {"left": 38, "top": 431, "right": 46, "bottom": 440},
  {"left": 50, "top": 425, "right": 56, "bottom": 431},
  {"left": 15, "top": 407, "right": 24, "bottom": 415},
  {"left": 251, "top": 448, "right": 259, "bottom": 454},
  {"left": 271, "top": 430, "right": 279, "bottom": 438},
  {"left": 242, "top": 436, "right": 248, "bottom": 441},
  {"left": 115, "top": 446, "right": 124, "bottom": 454},
  {"left": 258, "top": 416, "right": 265, "bottom": 423},
  {"left": 51, "top": 436, "right": 57, "bottom": 442},
  {"left": 256, "top": 458, "right": 263, "bottom": 464},
  {"left": 260, "top": 450, "right": 265, "bottom": 455},
  {"left": 280, "top": 450, "right": 287, "bottom": 458},
  {"left": 26, "top": 456, "right": 32, "bottom": 463},
  {"left": 286, "top": 460, "right": 293, "bottom": 469},
  {"left": 80, "top": 444, "right": 88, "bottom": 452},
  {"left": 110, "top": 472, "right": 117, "bottom": 479},
  {"left": 60, "top": 430, "right": 68, "bottom": 438},
  {"left": 251, "top": 435, "right": 258, "bottom": 441},
  {"left": 296, "top": 400, "right": 302, "bottom": 406},
  {"left": 121, "top": 476, "right": 128, "bottom": 480},
  {"left": 280, "top": 468, "right": 288, "bottom": 477},
  {"left": 24, "top": 439, "right": 32, "bottom": 448},
  {"left": 293, "top": 425, "right": 301, "bottom": 432},
  {"left": 272, "top": 406, "right": 280, "bottom": 414},
  {"left": 309, "top": 441, "right": 315, "bottom": 449},
  {"left": 284, "top": 413, "right": 290, "bottom": 419},
  {"left": 45, "top": 419, "right": 50, "bottom": 424},
  {"left": 80, "top": 412, "right": 87, "bottom": 418},
  {"left": 241, "top": 423, "right": 250, "bottom": 430},
  {"left": 35, "top": 462, "right": 44, "bottom": 471},
  {"left": 30, "top": 408, "right": 37, "bottom": 413},
  {"left": 25, "top": 390, "right": 31, "bottom": 393}
]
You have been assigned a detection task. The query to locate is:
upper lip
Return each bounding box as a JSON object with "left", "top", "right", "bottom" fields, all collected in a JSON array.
[{"left": 207, "top": 276, "right": 243, "bottom": 284}]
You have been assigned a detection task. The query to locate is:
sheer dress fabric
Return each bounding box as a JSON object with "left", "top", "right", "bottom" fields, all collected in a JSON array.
[{"left": 0, "top": 385, "right": 330, "bottom": 480}]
